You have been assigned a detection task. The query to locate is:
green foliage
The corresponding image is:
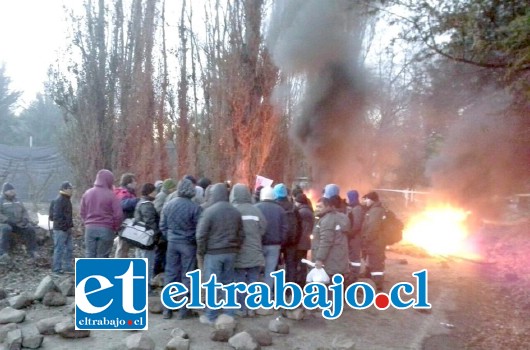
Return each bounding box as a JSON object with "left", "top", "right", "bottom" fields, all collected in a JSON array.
[
  {"left": 17, "top": 94, "right": 63, "bottom": 146},
  {"left": 0, "top": 64, "right": 22, "bottom": 145}
]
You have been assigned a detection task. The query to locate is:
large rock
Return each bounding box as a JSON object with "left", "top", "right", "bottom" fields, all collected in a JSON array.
[
  {"left": 268, "top": 317, "right": 289, "bottom": 334},
  {"left": 255, "top": 308, "right": 275, "bottom": 316},
  {"left": 151, "top": 273, "right": 165, "bottom": 288},
  {"left": 165, "top": 336, "right": 190, "bottom": 350},
  {"left": 331, "top": 336, "right": 356, "bottom": 350},
  {"left": 36, "top": 316, "right": 70, "bottom": 335},
  {"left": 21, "top": 324, "right": 44, "bottom": 349},
  {"left": 170, "top": 328, "right": 189, "bottom": 339},
  {"left": 6, "top": 328, "right": 22, "bottom": 350},
  {"left": 0, "top": 307, "right": 26, "bottom": 324},
  {"left": 34, "top": 276, "right": 58, "bottom": 301},
  {"left": 42, "top": 291, "right": 67, "bottom": 307},
  {"left": 228, "top": 331, "right": 261, "bottom": 350},
  {"left": 0, "top": 323, "right": 18, "bottom": 343},
  {"left": 215, "top": 314, "right": 236, "bottom": 332},
  {"left": 58, "top": 278, "right": 75, "bottom": 297},
  {"left": 210, "top": 328, "right": 233, "bottom": 342},
  {"left": 7, "top": 292, "right": 33, "bottom": 310},
  {"left": 125, "top": 333, "right": 155, "bottom": 350},
  {"left": 148, "top": 296, "right": 163, "bottom": 314},
  {"left": 55, "top": 320, "right": 90, "bottom": 338},
  {"left": 245, "top": 329, "right": 272, "bottom": 346},
  {"left": 285, "top": 308, "right": 305, "bottom": 321}
]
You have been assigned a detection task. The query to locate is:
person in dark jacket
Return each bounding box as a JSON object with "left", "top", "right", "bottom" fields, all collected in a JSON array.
[
  {"left": 254, "top": 186, "right": 288, "bottom": 291},
  {"left": 346, "top": 190, "right": 365, "bottom": 282},
  {"left": 160, "top": 178, "right": 202, "bottom": 319},
  {"left": 80, "top": 169, "right": 123, "bottom": 258},
  {"left": 114, "top": 173, "right": 139, "bottom": 258},
  {"left": 51, "top": 181, "right": 74, "bottom": 274},
  {"left": 0, "top": 182, "right": 37, "bottom": 264},
  {"left": 196, "top": 183, "right": 244, "bottom": 325},
  {"left": 152, "top": 178, "right": 177, "bottom": 276},
  {"left": 294, "top": 193, "right": 314, "bottom": 287},
  {"left": 274, "top": 183, "right": 301, "bottom": 285},
  {"left": 133, "top": 183, "right": 161, "bottom": 292},
  {"left": 360, "top": 191, "right": 386, "bottom": 291},
  {"left": 312, "top": 197, "right": 350, "bottom": 276},
  {"left": 230, "top": 183, "right": 267, "bottom": 317}
]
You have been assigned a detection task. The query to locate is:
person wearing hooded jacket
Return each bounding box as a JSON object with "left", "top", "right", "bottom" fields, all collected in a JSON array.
[
  {"left": 254, "top": 186, "right": 288, "bottom": 292},
  {"left": 133, "top": 183, "right": 161, "bottom": 293},
  {"left": 0, "top": 182, "right": 37, "bottom": 264},
  {"left": 346, "top": 190, "right": 365, "bottom": 282},
  {"left": 312, "top": 197, "right": 350, "bottom": 277},
  {"left": 51, "top": 181, "right": 74, "bottom": 274},
  {"left": 80, "top": 169, "right": 123, "bottom": 258},
  {"left": 160, "top": 178, "right": 202, "bottom": 319},
  {"left": 196, "top": 183, "right": 244, "bottom": 325},
  {"left": 114, "top": 173, "right": 139, "bottom": 258},
  {"left": 360, "top": 191, "right": 386, "bottom": 291},
  {"left": 230, "top": 183, "right": 267, "bottom": 317}
]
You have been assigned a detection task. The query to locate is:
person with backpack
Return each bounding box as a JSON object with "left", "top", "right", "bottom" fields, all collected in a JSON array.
[
  {"left": 360, "top": 191, "right": 386, "bottom": 292},
  {"left": 114, "top": 173, "right": 140, "bottom": 258},
  {"left": 133, "top": 183, "right": 161, "bottom": 293},
  {"left": 51, "top": 181, "right": 74, "bottom": 275},
  {"left": 346, "top": 190, "right": 365, "bottom": 283},
  {"left": 274, "top": 183, "right": 301, "bottom": 285}
]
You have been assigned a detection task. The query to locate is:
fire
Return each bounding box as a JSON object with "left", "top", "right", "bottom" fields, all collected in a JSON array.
[
  {"left": 305, "top": 189, "right": 320, "bottom": 210},
  {"left": 403, "top": 204, "right": 479, "bottom": 258}
]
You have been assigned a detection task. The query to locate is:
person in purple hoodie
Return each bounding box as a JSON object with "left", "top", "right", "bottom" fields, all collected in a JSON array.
[{"left": 80, "top": 169, "right": 123, "bottom": 258}]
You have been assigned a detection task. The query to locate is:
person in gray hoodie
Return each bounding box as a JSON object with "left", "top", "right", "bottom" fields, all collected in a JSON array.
[
  {"left": 196, "top": 183, "right": 244, "bottom": 325},
  {"left": 80, "top": 169, "right": 123, "bottom": 258},
  {"left": 229, "top": 183, "right": 267, "bottom": 317},
  {"left": 160, "top": 178, "right": 202, "bottom": 319}
]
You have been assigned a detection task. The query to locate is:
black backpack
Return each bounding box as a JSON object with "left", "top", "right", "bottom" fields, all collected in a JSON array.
[
  {"left": 380, "top": 209, "right": 404, "bottom": 245},
  {"left": 283, "top": 204, "right": 302, "bottom": 246}
]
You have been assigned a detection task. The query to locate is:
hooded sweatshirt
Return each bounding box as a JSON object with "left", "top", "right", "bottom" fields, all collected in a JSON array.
[
  {"left": 196, "top": 183, "right": 244, "bottom": 256},
  {"left": 80, "top": 169, "right": 123, "bottom": 231},
  {"left": 230, "top": 184, "right": 267, "bottom": 268},
  {"left": 160, "top": 179, "right": 202, "bottom": 243}
]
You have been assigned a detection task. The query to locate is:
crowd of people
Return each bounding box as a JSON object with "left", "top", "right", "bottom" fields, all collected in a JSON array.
[{"left": 0, "top": 170, "right": 390, "bottom": 325}]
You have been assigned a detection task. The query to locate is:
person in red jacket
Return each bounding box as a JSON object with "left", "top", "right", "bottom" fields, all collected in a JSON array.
[{"left": 80, "top": 169, "right": 123, "bottom": 258}]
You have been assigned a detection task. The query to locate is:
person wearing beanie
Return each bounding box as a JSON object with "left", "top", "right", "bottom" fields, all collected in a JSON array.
[
  {"left": 51, "top": 181, "right": 74, "bottom": 274},
  {"left": 80, "top": 170, "right": 123, "bottom": 258},
  {"left": 154, "top": 180, "right": 164, "bottom": 193},
  {"left": 312, "top": 197, "right": 350, "bottom": 277},
  {"left": 360, "top": 190, "right": 386, "bottom": 291},
  {"left": 160, "top": 178, "right": 203, "bottom": 319},
  {"left": 345, "top": 190, "right": 366, "bottom": 284},
  {"left": 0, "top": 182, "right": 38, "bottom": 265},
  {"left": 114, "top": 172, "right": 140, "bottom": 258},
  {"left": 323, "top": 184, "right": 340, "bottom": 199},
  {"left": 254, "top": 186, "right": 288, "bottom": 291},
  {"left": 294, "top": 193, "right": 314, "bottom": 288},
  {"left": 133, "top": 183, "right": 161, "bottom": 293},
  {"left": 274, "top": 183, "right": 302, "bottom": 286},
  {"left": 154, "top": 179, "right": 177, "bottom": 214}
]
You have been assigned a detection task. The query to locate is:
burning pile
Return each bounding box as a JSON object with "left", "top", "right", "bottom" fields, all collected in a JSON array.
[{"left": 402, "top": 204, "right": 480, "bottom": 259}]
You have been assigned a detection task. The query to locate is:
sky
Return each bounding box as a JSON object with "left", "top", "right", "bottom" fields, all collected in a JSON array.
[{"left": 0, "top": 0, "right": 70, "bottom": 108}]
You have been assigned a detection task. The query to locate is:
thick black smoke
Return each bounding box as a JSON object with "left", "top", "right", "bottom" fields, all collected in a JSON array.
[{"left": 267, "top": 0, "right": 370, "bottom": 188}]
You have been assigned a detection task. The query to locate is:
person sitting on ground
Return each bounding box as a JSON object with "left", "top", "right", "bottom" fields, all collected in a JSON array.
[
  {"left": 51, "top": 181, "right": 74, "bottom": 275},
  {"left": 0, "top": 182, "right": 38, "bottom": 264}
]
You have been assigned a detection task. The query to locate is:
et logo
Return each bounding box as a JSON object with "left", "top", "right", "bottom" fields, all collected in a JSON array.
[{"left": 75, "top": 258, "right": 148, "bottom": 330}]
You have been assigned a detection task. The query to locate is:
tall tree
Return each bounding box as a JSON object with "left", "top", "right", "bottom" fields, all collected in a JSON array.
[{"left": 0, "top": 65, "right": 23, "bottom": 145}]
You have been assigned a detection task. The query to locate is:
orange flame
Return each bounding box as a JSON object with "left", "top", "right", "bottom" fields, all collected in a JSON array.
[{"left": 403, "top": 204, "right": 479, "bottom": 258}]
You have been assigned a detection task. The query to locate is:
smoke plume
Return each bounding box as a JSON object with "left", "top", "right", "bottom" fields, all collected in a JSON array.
[{"left": 267, "top": 0, "right": 371, "bottom": 189}]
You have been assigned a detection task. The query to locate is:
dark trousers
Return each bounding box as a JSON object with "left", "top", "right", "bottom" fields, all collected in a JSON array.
[
  {"left": 165, "top": 241, "right": 197, "bottom": 315},
  {"left": 0, "top": 224, "right": 36, "bottom": 256},
  {"left": 153, "top": 240, "right": 167, "bottom": 276}
]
